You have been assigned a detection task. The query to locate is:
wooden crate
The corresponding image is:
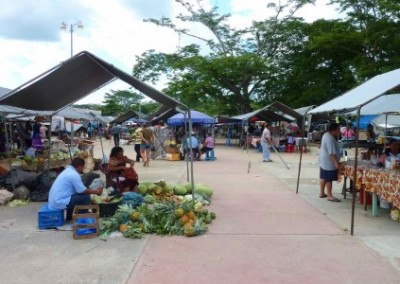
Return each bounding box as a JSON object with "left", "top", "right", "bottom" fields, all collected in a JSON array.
[{"left": 72, "top": 205, "right": 100, "bottom": 240}]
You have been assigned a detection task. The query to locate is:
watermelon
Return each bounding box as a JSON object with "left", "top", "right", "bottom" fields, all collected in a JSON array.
[
  {"left": 143, "top": 194, "right": 156, "bottom": 204},
  {"left": 137, "top": 184, "right": 148, "bottom": 195},
  {"left": 184, "top": 183, "right": 193, "bottom": 193},
  {"left": 174, "top": 185, "right": 187, "bottom": 195},
  {"left": 194, "top": 184, "right": 213, "bottom": 198}
]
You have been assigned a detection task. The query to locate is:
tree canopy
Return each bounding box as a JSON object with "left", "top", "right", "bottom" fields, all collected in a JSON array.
[
  {"left": 131, "top": 0, "right": 400, "bottom": 115},
  {"left": 99, "top": 89, "right": 159, "bottom": 117}
]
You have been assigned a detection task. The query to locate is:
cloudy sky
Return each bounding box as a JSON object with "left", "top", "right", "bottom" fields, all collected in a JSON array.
[{"left": 0, "top": 0, "right": 338, "bottom": 105}]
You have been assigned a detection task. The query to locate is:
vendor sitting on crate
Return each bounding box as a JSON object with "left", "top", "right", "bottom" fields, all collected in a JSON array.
[{"left": 48, "top": 157, "right": 103, "bottom": 221}]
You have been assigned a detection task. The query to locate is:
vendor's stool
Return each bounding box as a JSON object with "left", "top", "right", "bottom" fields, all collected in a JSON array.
[{"left": 205, "top": 149, "right": 215, "bottom": 161}]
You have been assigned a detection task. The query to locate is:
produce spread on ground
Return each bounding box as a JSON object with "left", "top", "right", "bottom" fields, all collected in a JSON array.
[{"left": 97, "top": 180, "right": 216, "bottom": 238}]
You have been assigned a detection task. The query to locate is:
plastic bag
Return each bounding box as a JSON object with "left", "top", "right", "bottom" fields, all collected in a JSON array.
[{"left": 89, "top": 178, "right": 104, "bottom": 189}]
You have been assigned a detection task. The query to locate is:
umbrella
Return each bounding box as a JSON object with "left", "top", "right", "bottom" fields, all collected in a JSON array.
[{"left": 167, "top": 110, "right": 215, "bottom": 126}]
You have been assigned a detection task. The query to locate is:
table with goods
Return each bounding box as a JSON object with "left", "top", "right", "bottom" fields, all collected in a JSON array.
[{"left": 342, "top": 159, "right": 400, "bottom": 220}]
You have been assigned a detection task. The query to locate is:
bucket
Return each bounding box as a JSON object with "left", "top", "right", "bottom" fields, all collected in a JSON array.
[
  {"left": 380, "top": 197, "right": 390, "bottom": 209},
  {"left": 286, "top": 144, "right": 294, "bottom": 153},
  {"left": 98, "top": 201, "right": 122, "bottom": 218}
]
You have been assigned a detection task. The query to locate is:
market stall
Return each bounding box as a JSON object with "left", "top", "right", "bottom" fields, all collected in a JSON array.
[
  {"left": 305, "top": 67, "right": 400, "bottom": 235},
  {"left": 166, "top": 110, "right": 216, "bottom": 163},
  {"left": 232, "top": 101, "right": 303, "bottom": 150},
  {"left": 0, "top": 51, "right": 197, "bottom": 202}
]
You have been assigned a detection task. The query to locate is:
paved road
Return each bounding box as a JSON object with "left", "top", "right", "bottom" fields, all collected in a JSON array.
[{"left": 1, "top": 140, "right": 399, "bottom": 283}]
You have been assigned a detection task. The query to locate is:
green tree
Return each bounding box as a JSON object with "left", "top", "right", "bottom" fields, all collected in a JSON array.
[
  {"left": 100, "top": 89, "right": 145, "bottom": 116},
  {"left": 133, "top": 0, "right": 315, "bottom": 115}
]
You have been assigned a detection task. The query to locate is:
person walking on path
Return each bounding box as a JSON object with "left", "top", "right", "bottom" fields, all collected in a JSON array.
[
  {"left": 129, "top": 125, "right": 143, "bottom": 162},
  {"left": 319, "top": 122, "right": 341, "bottom": 202},
  {"left": 111, "top": 124, "right": 121, "bottom": 146},
  {"left": 261, "top": 122, "right": 273, "bottom": 162},
  {"left": 140, "top": 124, "right": 154, "bottom": 167}
]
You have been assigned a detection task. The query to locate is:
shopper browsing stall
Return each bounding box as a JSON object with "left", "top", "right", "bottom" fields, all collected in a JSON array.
[
  {"left": 319, "top": 122, "right": 341, "bottom": 202},
  {"left": 140, "top": 124, "right": 154, "bottom": 167}
]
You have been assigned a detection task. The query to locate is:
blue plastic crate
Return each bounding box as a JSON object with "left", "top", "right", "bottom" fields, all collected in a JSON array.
[{"left": 38, "top": 204, "right": 64, "bottom": 229}]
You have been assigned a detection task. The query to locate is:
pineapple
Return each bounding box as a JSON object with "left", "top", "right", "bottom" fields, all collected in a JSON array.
[
  {"left": 130, "top": 211, "right": 141, "bottom": 222},
  {"left": 184, "top": 225, "right": 196, "bottom": 237},
  {"left": 175, "top": 208, "right": 185, "bottom": 218},
  {"left": 179, "top": 215, "right": 190, "bottom": 225},
  {"left": 186, "top": 210, "right": 196, "bottom": 220},
  {"left": 119, "top": 224, "right": 129, "bottom": 233}
]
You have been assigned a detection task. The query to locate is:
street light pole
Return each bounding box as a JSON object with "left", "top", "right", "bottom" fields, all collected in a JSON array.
[{"left": 60, "top": 21, "right": 83, "bottom": 58}]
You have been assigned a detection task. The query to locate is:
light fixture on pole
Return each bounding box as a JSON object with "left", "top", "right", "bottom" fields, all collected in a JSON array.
[{"left": 60, "top": 21, "right": 84, "bottom": 58}]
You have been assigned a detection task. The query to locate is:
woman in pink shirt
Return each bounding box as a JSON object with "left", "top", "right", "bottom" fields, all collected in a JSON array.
[
  {"left": 200, "top": 133, "right": 214, "bottom": 158},
  {"left": 341, "top": 124, "right": 354, "bottom": 139}
]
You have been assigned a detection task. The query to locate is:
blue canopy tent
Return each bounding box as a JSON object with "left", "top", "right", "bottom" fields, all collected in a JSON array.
[
  {"left": 354, "top": 115, "right": 379, "bottom": 130},
  {"left": 167, "top": 110, "right": 215, "bottom": 126}
]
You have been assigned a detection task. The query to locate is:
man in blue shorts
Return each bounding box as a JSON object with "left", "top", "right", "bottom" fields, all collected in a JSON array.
[{"left": 319, "top": 122, "right": 341, "bottom": 202}]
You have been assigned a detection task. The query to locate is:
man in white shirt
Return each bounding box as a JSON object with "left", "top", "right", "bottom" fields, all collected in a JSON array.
[
  {"left": 319, "top": 122, "right": 341, "bottom": 202},
  {"left": 261, "top": 123, "right": 273, "bottom": 162}
]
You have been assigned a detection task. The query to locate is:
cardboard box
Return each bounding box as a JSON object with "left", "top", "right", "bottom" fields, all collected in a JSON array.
[{"left": 166, "top": 153, "right": 181, "bottom": 161}]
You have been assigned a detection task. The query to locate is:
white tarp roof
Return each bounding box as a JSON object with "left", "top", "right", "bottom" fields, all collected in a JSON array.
[
  {"left": 372, "top": 113, "right": 400, "bottom": 129},
  {"left": 348, "top": 94, "right": 400, "bottom": 115},
  {"left": 309, "top": 68, "right": 400, "bottom": 114},
  {"left": 294, "top": 105, "right": 314, "bottom": 116}
]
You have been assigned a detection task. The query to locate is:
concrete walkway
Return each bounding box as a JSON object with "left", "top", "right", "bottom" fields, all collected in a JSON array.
[
  {"left": 1, "top": 140, "right": 399, "bottom": 283},
  {"left": 127, "top": 146, "right": 400, "bottom": 284}
]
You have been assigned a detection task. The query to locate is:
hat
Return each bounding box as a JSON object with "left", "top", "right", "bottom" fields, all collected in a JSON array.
[{"left": 191, "top": 131, "right": 195, "bottom": 135}]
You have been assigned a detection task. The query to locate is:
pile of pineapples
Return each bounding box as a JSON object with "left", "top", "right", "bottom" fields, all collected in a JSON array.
[{"left": 100, "top": 198, "right": 216, "bottom": 239}]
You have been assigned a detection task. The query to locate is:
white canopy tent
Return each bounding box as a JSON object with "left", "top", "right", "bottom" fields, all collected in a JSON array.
[
  {"left": 310, "top": 68, "right": 400, "bottom": 115},
  {"left": 373, "top": 114, "right": 400, "bottom": 129},
  {"left": 302, "top": 67, "right": 400, "bottom": 236}
]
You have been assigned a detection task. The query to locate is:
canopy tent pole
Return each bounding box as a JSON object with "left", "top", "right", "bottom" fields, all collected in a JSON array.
[
  {"left": 296, "top": 113, "right": 307, "bottom": 194},
  {"left": 186, "top": 110, "right": 196, "bottom": 202},
  {"left": 3, "top": 113, "right": 15, "bottom": 191},
  {"left": 47, "top": 116, "right": 53, "bottom": 173},
  {"left": 63, "top": 118, "right": 73, "bottom": 161},
  {"left": 70, "top": 119, "right": 75, "bottom": 152},
  {"left": 184, "top": 112, "right": 190, "bottom": 183},
  {"left": 350, "top": 107, "right": 361, "bottom": 235},
  {"left": 97, "top": 121, "right": 105, "bottom": 158}
]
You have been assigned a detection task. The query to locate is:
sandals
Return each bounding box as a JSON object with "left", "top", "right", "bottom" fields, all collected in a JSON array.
[
  {"left": 319, "top": 194, "right": 328, "bottom": 198},
  {"left": 328, "top": 197, "right": 341, "bottom": 202}
]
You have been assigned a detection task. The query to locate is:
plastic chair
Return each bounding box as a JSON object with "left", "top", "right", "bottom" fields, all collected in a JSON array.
[{"left": 99, "top": 163, "right": 125, "bottom": 192}]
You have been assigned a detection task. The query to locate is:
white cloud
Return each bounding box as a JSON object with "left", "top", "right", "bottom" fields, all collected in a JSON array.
[{"left": 0, "top": 0, "right": 339, "bottom": 105}]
